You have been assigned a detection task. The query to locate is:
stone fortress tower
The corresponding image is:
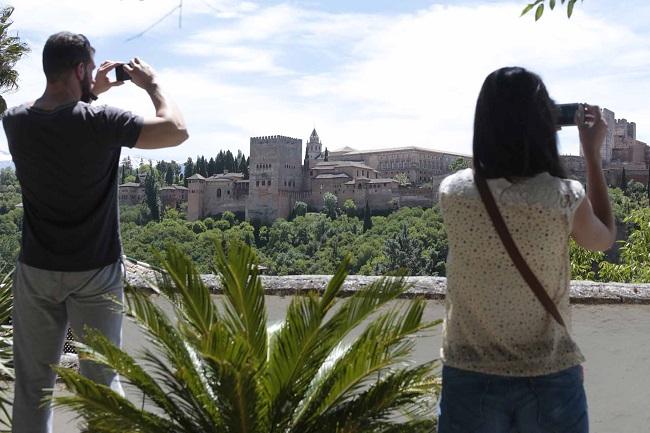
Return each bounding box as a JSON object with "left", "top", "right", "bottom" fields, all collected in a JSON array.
[{"left": 246, "top": 135, "right": 307, "bottom": 223}]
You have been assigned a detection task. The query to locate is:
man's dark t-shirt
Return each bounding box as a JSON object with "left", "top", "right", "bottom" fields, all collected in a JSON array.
[{"left": 2, "top": 101, "right": 143, "bottom": 271}]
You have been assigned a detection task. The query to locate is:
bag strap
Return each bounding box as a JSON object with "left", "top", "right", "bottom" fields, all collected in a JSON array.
[{"left": 474, "top": 172, "right": 566, "bottom": 328}]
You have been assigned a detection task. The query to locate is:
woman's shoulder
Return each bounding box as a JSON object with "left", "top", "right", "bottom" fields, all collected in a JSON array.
[
  {"left": 439, "top": 168, "right": 474, "bottom": 196},
  {"left": 514, "top": 173, "right": 585, "bottom": 210}
]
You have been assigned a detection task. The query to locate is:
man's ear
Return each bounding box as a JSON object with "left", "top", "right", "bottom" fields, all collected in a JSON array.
[{"left": 74, "top": 63, "right": 85, "bottom": 81}]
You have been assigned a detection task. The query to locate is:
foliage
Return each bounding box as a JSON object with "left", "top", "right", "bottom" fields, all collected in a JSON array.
[
  {"left": 0, "top": 267, "right": 13, "bottom": 428},
  {"left": 393, "top": 173, "right": 409, "bottom": 186},
  {"left": 521, "top": 0, "right": 583, "bottom": 20},
  {"left": 375, "top": 223, "right": 445, "bottom": 276},
  {"left": 144, "top": 173, "right": 160, "bottom": 222},
  {"left": 569, "top": 238, "right": 604, "bottom": 281},
  {"left": 342, "top": 199, "right": 357, "bottom": 218},
  {"left": 0, "top": 6, "right": 30, "bottom": 113},
  {"left": 363, "top": 201, "right": 372, "bottom": 233},
  {"left": 54, "top": 243, "right": 440, "bottom": 433},
  {"left": 292, "top": 201, "right": 307, "bottom": 219},
  {"left": 598, "top": 208, "right": 650, "bottom": 283},
  {"left": 448, "top": 158, "right": 470, "bottom": 173},
  {"left": 322, "top": 192, "right": 338, "bottom": 219}
]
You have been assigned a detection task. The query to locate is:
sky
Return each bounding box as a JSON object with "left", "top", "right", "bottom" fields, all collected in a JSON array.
[{"left": 0, "top": 0, "right": 649, "bottom": 164}]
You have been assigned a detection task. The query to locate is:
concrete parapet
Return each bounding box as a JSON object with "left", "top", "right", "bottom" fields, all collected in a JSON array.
[{"left": 125, "top": 261, "right": 650, "bottom": 304}]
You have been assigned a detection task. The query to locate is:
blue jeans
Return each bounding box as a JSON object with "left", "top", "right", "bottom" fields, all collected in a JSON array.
[{"left": 438, "top": 365, "right": 588, "bottom": 433}]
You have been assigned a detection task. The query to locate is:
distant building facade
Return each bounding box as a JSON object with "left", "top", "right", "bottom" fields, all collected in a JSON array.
[
  {"left": 160, "top": 185, "right": 188, "bottom": 209},
  {"left": 118, "top": 182, "right": 145, "bottom": 206},
  {"left": 188, "top": 129, "right": 472, "bottom": 223}
]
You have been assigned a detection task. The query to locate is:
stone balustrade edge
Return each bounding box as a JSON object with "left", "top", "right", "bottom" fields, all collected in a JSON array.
[{"left": 126, "top": 261, "right": 650, "bottom": 305}]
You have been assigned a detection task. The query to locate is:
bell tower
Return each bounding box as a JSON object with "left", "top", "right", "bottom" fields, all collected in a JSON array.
[{"left": 306, "top": 128, "right": 322, "bottom": 160}]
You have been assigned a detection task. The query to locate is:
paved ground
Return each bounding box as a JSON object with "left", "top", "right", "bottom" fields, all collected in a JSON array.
[{"left": 25, "top": 298, "right": 650, "bottom": 433}]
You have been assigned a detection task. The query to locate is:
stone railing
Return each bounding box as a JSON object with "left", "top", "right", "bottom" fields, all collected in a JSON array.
[{"left": 126, "top": 259, "right": 650, "bottom": 304}]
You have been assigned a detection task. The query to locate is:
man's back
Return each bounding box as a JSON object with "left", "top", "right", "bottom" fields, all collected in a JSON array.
[{"left": 3, "top": 101, "right": 142, "bottom": 271}]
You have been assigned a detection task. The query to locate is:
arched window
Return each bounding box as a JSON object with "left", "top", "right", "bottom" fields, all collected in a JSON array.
[{"left": 217, "top": 189, "right": 221, "bottom": 198}]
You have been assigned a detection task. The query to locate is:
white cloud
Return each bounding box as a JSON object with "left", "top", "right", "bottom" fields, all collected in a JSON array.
[
  {"left": 6, "top": 0, "right": 258, "bottom": 38},
  {"left": 2, "top": 1, "right": 650, "bottom": 162}
]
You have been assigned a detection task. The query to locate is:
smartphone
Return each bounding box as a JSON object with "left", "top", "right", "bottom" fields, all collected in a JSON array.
[
  {"left": 556, "top": 103, "right": 584, "bottom": 126},
  {"left": 115, "top": 64, "right": 131, "bottom": 82}
]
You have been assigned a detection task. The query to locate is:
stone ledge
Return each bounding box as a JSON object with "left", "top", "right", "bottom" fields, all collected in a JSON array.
[{"left": 125, "top": 260, "right": 650, "bottom": 304}]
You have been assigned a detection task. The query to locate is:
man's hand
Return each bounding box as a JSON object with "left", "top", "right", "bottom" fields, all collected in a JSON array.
[
  {"left": 91, "top": 61, "right": 124, "bottom": 96},
  {"left": 578, "top": 104, "right": 608, "bottom": 165},
  {"left": 123, "top": 58, "right": 157, "bottom": 92}
]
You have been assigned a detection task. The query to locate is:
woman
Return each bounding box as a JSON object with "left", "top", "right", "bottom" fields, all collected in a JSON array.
[{"left": 437, "top": 67, "right": 615, "bottom": 433}]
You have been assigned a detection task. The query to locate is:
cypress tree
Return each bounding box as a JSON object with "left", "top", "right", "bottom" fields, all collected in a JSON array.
[
  {"left": 145, "top": 172, "right": 160, "bottom": 222},
  {"left": 165, "top": 166, "right": 174, "bottom": 185},
  {"left": 363, "top": 200, "right": 372, "bottom": 232}
]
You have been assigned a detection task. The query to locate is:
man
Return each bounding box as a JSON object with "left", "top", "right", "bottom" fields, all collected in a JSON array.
[{"left": 2, "top": 32, "right": 188, "bottom": 432}]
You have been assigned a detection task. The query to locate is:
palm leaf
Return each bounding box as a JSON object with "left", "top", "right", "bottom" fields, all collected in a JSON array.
[
  {"left": 295, "top": 299, "right": 438, "bottom": 427},
  {"left": 213, "top": 241, "right": 268, "bottom": 369},
  {"left": 74, "top": 329, "right": 203, "bottom": 431},
  {"left": 156, "top": 246, "right": 218, "bottom": 337},
  {"left": 53, "top": 368, "right": 175, "bottom": 433}
]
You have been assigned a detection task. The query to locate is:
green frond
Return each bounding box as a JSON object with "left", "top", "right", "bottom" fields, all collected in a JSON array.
[
  {"left": 201, "top": 356, "right": 264, "bottom": 433},
  {"left": 296, "top": 299, "right": 435, "bottom": 426},
  {"left": 213, "top": 241, "right": 268, "bottom": 369},
  {"left": 53, "top": 368, "right": 175, "bottom": 433},
  {"left": 266, "top": 293, "right": 323, "bottom": 428},
  {"left": 124, "top": 290, "right": 224, "bottom": 426},
  {"left": 267, "top": 275, "right": 413, "bottom": 430},
  {"left": 55, "top": 243, "right": 442, "bottom": 433},
  {"left": 77, "top": 329, "right": 202, "bottom": 430},
  {"left": 156, "top": 245, "right": 218, "bottom": 337},
  {"left": 303, "top": 363, "right": 437, "bottom": 433}
]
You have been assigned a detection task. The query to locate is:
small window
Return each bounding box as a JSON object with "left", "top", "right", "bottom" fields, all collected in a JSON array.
[
  {"left": 268, "top": 180, "right": 272, "bottom": 186},
  {"left": 262, "top": 180, "right": 266, "bottom": 186},
  {"left": 217, "top": 189, "right": 221, "bottom": 198},
  {"left": 256, "top": 181, "right": 259, "bottom": 186}
]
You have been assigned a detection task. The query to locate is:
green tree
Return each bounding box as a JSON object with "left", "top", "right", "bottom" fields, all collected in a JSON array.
[
  {"left": 363, "top": 201, "right": 372, "bottom": 233},
  {"left": 448, "top": 157, "right": 470, "bottom": 173},
  {"left": 292, "top": 201, "right": 307, "bottom": 218},
  {"left": 393, "top": 173, "right": 410, "bottom": 186},
  {"left": 377, "top": 223, "right": 426, "bottom": 275},
  {"left": 165, "top": 166, "right": 174, "bottom": 185},
  {"left": 144, "top": 172, "right": 160, "bottom": 222},
  {"left": 0, "top": 7, "right": 29, "bottom": 113},
  {"left": 54, "top": 244, "right": 439, "bottom": 433},
  {"left": 569, "top": 238, "right": 604, "bottom": 280},
  {"left": 183, "top": 158, "right": 194, "bottom": 186},
  {"left": 221, "top": 210, "right": 237, "bottom": 227},
  {"left": 621, "top": 167, "right": 627, "bottom": 193},
  {"left": 342, "top": 199, "right": 357, "bottom": 217},
  {"left": 521, "top": 0, "right": 583, "bottom": 20},
  {"left": 599, "top": 208, "right": 650, "bottom": 283},
  {"left": 322, "top": 192, "right": 338, "bottom": 219}
]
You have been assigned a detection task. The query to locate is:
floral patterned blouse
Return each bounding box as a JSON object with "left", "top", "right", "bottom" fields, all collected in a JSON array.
[{"left": 439, "top": 168, "right": 586, "bottom": 376}]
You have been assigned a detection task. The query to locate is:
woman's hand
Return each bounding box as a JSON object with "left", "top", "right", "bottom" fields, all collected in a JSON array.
[{"left": 578, "top": 104, "right": 608, "bottom": 165}]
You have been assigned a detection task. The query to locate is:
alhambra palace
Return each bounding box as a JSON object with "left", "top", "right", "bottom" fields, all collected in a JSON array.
[{"left": 119, "top": 109, "right": 650, "bottom": 224}]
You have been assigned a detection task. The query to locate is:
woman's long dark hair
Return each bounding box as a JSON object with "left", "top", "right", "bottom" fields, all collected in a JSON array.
[{"left": 472, "top": 67, "right": 567, "bottom": 179}]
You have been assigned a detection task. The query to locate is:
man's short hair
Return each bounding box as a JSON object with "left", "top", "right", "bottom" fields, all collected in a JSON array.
[{"left": 42, "top": 32, "right": 95, "bottom": 82}]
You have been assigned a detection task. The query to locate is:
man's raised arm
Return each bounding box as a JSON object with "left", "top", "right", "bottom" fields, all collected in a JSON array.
[{"left": 124, "top": 58, "right": 188, "bottom": 149}]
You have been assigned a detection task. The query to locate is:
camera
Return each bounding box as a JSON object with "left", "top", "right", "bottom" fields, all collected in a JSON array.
[
  {"left": 115, "top": 64, "right": 131, "bottom": 82},
  {"left": 556, "top": 103, "right": 585, "bottom": 127}
]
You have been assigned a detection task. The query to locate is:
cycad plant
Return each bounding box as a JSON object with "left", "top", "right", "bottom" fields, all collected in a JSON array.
[
  {"left": 54, "top": 242, "right": 440, "bottom": 432},
  {"left": 0, "top": 267, "right": 14, "bottom": 430}
]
